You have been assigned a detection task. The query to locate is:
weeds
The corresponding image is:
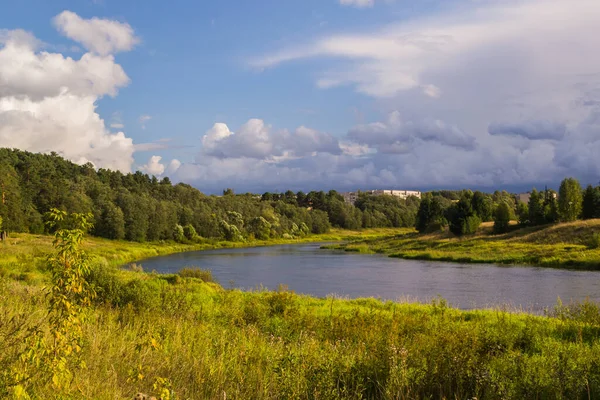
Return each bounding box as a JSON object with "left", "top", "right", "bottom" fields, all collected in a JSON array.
[{"left": 178, "top": 267, "right": 215, "bottom": 283}]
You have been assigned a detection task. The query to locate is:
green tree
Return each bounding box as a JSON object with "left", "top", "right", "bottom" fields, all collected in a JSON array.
[
  {"left": 447, "top": 194, "right": 481, "bottom": 236},
  {"left": 471, "top": 191, "right": 493, "bottom": 222},
  {"left": 528, "top": 189, "right": 544, "bottom": 226},
  {"left": 582, "top": 185, "right": 600, "bottom": 220},
  {"left": 415, "top": 195, "right": 448, "bottom": 233},
  {"left": 247, "top": 216, "right": 271, "bottom": 240},
  {"left": 516, "top": 201, "right": 529, "bottom": 226},
  {"left": 173, "top": 224, "right": 185, "bottom": 243},
  {"left": 183, "top": 224, "right": 199, "bottom": 241},
  {"left": 493, "top": 202, "right": 511, "bottom": 234},
  {"left": 558, "top": 178, "right": 583, "bottom": 222}
]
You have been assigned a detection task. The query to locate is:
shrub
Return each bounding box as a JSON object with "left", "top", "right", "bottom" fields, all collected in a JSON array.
[
  {"left": 172, "top": 224, "right": 185, "bottom": 243},
  {"left": 183, "top": 224, "right": 199, "bottom": 242},
  {"left": 586, "top": 233, "right": 600, "bottom": 249},
  {"left": 178, "top": 267, "right": 215, "bottom": 283}
]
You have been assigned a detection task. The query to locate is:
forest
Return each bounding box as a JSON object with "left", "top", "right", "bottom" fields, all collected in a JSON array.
[{"left": 0, "top": 148, "right": 420, "bottom": 242}]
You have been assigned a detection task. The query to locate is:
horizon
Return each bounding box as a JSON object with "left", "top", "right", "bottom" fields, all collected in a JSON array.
[{"left": 1, "top": 0, "right": 599, "bottom": 193}]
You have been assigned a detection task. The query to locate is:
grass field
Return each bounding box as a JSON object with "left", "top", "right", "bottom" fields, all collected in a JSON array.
[
  {"left": 2, "top": 274, "right": 600, "bottom": 399},
  {"left": 2, "top": 225, "right": 600, "bottom": 398},
  {"left": 324, "top": 220, "right": 600, "bottom": 269}
]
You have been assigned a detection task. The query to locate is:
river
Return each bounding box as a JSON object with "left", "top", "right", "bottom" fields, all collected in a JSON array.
[{"left": 137, "top": 243, "right": 600, "bottom": 311}]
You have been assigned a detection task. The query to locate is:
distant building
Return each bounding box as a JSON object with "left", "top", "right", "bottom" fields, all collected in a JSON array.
[
  {"left": 368, "top": 190, "right": 422, "bottom": 200},
  {"left": 342, "top": 189, "right": 421, "bottom": 205},
  {"left": 516, "top": 191, "right": 557, "bottom": 204},
  {"left": 342, "top": 192, "right": 358, "bottom": 204},
  {"left": 516, "top": 193, "right": 531, "bottom": 204}
]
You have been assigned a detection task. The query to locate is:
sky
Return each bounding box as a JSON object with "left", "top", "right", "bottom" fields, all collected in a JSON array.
[{"left": 1, "top": 0, "right": 599, "bottom": 194}]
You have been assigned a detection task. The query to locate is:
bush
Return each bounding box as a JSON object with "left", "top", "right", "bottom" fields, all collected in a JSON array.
[
  {"left": 173, "top": 224, "right": 185, "bottom": 243},
  {"left": 586, "top": 233, "right": 600, "bottom": 249},
  {"left": 183, "top": 224, "right": 199, "bottom": 242},
  {"left": 178, "top": 267, "right": 215, "bottom": 283}
]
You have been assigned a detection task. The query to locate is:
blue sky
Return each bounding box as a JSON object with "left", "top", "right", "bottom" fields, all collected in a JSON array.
[{"left": 1, "top": 0, "right": 600, "bottom": 193}]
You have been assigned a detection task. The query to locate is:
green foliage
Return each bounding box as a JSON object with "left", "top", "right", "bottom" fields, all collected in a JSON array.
[
  {"left": 172, "top": 224, "right": 185, "bottom": 243},
  {"left": 415, "top": 195, "right": 449, "bottom": 233},
  {"left": 182, "top": 224, "right": 199, "bottom": 242},
  {"left": 44, "top": 209, "right": 96, "bottom": 392},
  {"left": 516, "top": 201, "right": 529, "bottom": 226},
  {"left": 4, "top": 277, "right": 600, "bottom": 398},
  {"left": 471, "top": 191, "right": 494, "bottom": 222},
  {"left": 178, "top": 267, "right": 215, "bottom": 283},
  {"left": 582, "top": 185, "right": 600, "bottom": 220},
  {"left": 587, "top": 233, "right": 600, "bottom": 250},
  {"left": 493, "top": 202, "right": 512, "bottom": 234},
  {"left": 447, "top": 194, "right": 481, "bottom": 236},
  {"left": 220, "top": 220, "right": 244, "bottom": 242},
  {"left": 247, "top": 216, "right": 271, "bottom": 240},
  {"left": 558, "top": 177, "right": 583, "bottom": 222}
]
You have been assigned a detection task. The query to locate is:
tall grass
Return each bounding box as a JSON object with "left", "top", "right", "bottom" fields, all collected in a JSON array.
[{"left": 2, "top": 274, "right": 600, "bottom": 399}]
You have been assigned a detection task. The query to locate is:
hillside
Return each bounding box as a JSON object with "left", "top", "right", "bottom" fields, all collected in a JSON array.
[{"left": 327, "top": 219, "right": 600, "bottom": 268}]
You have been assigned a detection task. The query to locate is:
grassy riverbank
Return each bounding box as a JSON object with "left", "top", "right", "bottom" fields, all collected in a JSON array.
[
  {"left": 3, "top": 227, "right": 600, "bottom": 398},
  {"left": 324, "top": 219, "right": 600, "bottom": 269},
  {"left": 2, "top": 273, "right": 600, "bottom": 399},
  {"left": 0, "top": 228, "right": 402, "bottom": 284}
]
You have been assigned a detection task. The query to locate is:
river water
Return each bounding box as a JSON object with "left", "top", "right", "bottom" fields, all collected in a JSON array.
[{"left": 137, "top": 243, "right": 600, "bottom": 311}]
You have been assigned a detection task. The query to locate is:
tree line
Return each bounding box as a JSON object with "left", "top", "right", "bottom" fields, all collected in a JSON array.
[
  {"left": 416, "top": 178, "right": 600, "bottom": 236},
  {"left": 0, "top": 149, "right": 420, "bottom": 242}
]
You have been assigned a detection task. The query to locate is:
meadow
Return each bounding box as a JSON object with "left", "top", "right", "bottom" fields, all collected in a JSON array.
[
  {"left": 2, "top": 225, "right": 600, "bottom": 398},
  {"left": 325, "top": 220, "right": 600, "bottom": 269}
]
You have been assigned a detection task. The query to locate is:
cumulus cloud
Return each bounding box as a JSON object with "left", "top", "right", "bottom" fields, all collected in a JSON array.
[
  {"left": 201, "top": 119, "right": 342, "bottom": 160},
  {"left": 227, "top": 0, "right": 600, "bottom": 191},
  {"left": 348, "top": 111, "right": 476, "bottom": 152},
  {"left": 53, "top": 11, "right": 140, "bottom": 56},
  {"left": 140, "top": 155, "right": 166, "bottom": 176},
  {"left": 165, "top": 159, "right": 182, "bottom": 175},
  {"left": 0, "top": 12, "right": 138, "bottom": 172}
]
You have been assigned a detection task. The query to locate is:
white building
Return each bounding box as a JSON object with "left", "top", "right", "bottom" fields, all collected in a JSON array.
[
  {"left": 369, "top": 190, "right": 422, "bottom": 200},
  {"left": 342, "top": 189, "right": 421, "bottom": 204}
]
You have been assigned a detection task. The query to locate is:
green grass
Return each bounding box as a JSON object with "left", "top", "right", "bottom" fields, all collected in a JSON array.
[
  {"left": 3, "top": 226, "right": 600, "bottom": 398},
  {"left": 326, "top": 219, "right": 600, "bottom": 269},
  {"left": 3, "top": 275, "right": 600, "bottom": 399}
]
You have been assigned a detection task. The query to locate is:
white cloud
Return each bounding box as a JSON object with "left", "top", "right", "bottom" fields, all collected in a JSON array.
[
  {"left": 0, "top": 31, "right": 129, "bottom": 100},
  {"left": 339, "top": 0, "right": 375, "bottom": 8},
  {"left": 165, "top": 159, "right": 182, "bottom": 175},
  {"left": 140, "top": 155, "right": 165, "bottom": 176},
  {"left": 139, "top": 114, "right": 152, "bottom": 130},
  {"left": 224, "top": 0, "right": 600, "bottom": 191},
  {"left": 201, "top": 119, "right": 341, "bottom": 160},
  {"left": 254, "top": 0, "right": 600, "bottom": 102},
  {"left": 0, "top": 94, "right": 134, "bottom": 172},
  {"left": 53, "top": 11, "right": 140, "bottom": 56},
  {"left": 0, "top": 12, "right": 138, "bottom": 172}
]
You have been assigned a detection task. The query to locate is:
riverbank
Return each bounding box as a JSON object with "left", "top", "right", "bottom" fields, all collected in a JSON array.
[
  {"left": 324, "top": 219, "right": 600, "bottom": 269},
  {"left": 0, "top": 228, "right": 403, "bottom": 283},
  {"left": 2, "top": 273, "right": 600, "bottom": 399},
  {"left": 3, "top": 228, "right": 600, "bottom": 398}
]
